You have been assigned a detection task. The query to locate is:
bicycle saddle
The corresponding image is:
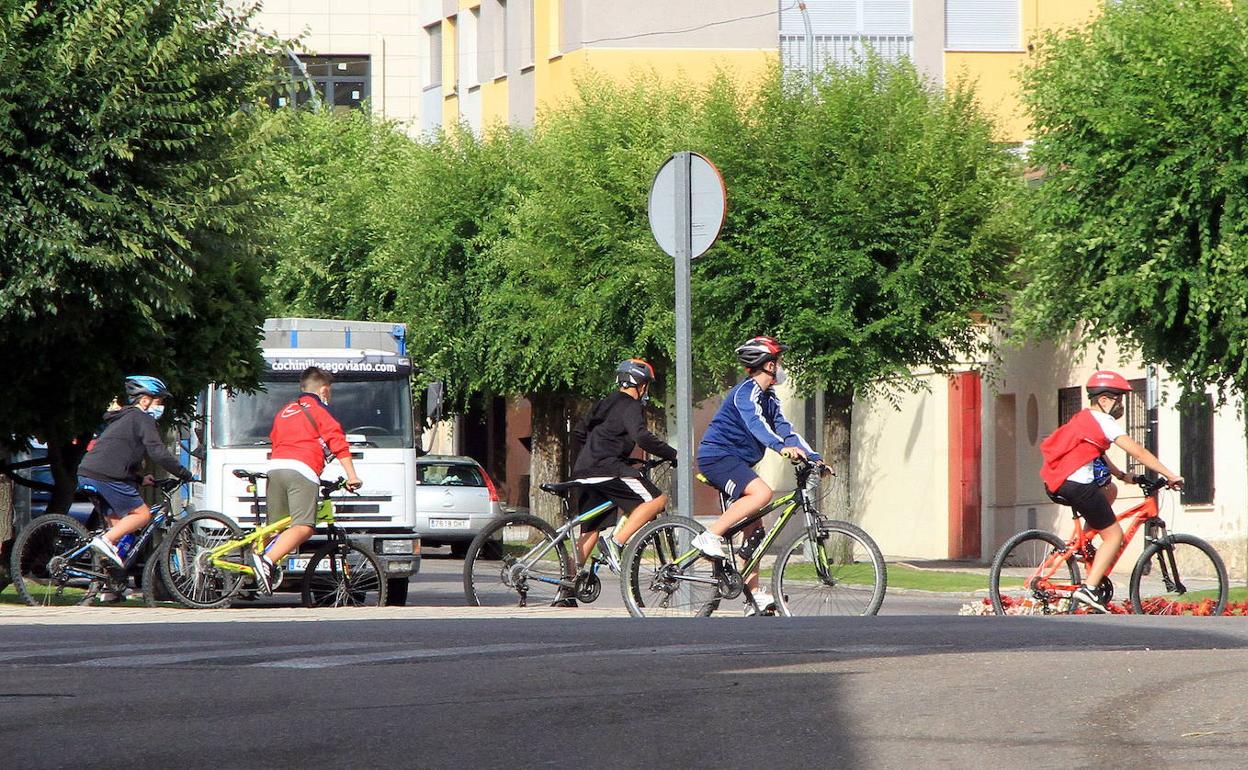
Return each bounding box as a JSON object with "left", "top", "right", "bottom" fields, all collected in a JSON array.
[
  {"left": 1045, "top": 490, "right": 1073, "bottom": 507},
  {"left": 540, "top": 480, "right": 582, "bottom": 498}
]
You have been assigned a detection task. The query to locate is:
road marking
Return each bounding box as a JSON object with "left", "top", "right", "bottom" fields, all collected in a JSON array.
[
  {"left": 66, "top": 641, "right": 391, "bottom": 667},
  {"left": 543, "top": 643, "right": 763, "bottom": 660},
  {"left": 253, "top": 642, "right": 583, "bottom": 669},
  {"left": 0, "top": 641, "right": 225, "bottom": 662}
]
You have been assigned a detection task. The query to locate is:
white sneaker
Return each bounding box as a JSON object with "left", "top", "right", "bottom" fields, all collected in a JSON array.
[
  {"left": 98, "top": 589, "right": 127, "bottom": 603},
  {"left": 691, "top": 531, "right": 727, "bottom": 560},
  {"left": 746, "top": 589, "right": 777, "bottom": 616},
  {"left": 90, "top": 536, "right": 125, "bottom": 568},
  {"left": 251, "top": 552, "right": 275, "bottom": 596}
]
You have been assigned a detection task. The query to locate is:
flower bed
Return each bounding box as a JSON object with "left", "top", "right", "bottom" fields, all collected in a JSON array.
[{"left": 960, "top": 595, "right": 1248, "bottom": 616}]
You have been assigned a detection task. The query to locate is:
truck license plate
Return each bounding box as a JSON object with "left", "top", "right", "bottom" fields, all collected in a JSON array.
[
  {"left": 430, "top": 518, "right": 470, "bottom": 529},
  {"left": 286, "top": 557, "right": 310, "bottom": 572}
]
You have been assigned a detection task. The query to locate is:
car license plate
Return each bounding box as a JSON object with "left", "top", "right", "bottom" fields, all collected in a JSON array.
[
  {"left": 430, "top": 518, "right": 470, "bottom": 529},
  {"left": 286, "top": 557, "right": 310, "bottom": 572}
]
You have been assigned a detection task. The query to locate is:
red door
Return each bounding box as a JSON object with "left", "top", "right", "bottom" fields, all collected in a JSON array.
[{"left": 948, "top": 372, "right": 982, "bottom": 559}]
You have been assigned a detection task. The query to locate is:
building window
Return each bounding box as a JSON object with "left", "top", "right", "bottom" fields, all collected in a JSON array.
[
  {"left": 945, "top": 0, "right": 1021, "bottom": 51},
  {"left": 496, "top": 0, "right": 508, "bottom": 76},
  {"left": 526, "top": 0, "right": 536, "bottom": 66},
  {"left": 459, "top": 8, "right": 480, "bottom": 91},
  {"left": 1122, "top": 378, "right": 1152, "bottom": 475},
  {"left": 1057, "top": 386, "right": 1082, "bottom": 427},
  {"left": 1179, "top": 394, "right": 1214, "bottom": 504},
  {"left": 274, "top": 55, "right": 370, "bottom": 112},
  {"left": 780, "top": 0, "right": 914, "bottom": 72},
  {"left": 427, "top": 22, "right": 443, "bottom": 88}
]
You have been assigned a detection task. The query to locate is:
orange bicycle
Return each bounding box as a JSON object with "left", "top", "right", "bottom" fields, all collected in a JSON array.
[{"left": 989, "top": 475, "right": 1228, "bottom": 615}]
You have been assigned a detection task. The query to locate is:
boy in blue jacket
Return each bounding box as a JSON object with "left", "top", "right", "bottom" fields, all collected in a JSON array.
[{"left": 692, "top": 336, "right": 821, "bottom": 614}]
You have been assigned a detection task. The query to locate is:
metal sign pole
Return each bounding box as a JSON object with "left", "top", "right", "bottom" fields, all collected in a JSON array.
[{"left": 673, "top": 152, "right": 694, "bottom": 520}]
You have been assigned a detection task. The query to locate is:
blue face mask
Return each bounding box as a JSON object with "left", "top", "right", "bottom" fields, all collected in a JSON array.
[{"left": 145, "top": 404, "right": 165, "bottom": 421}]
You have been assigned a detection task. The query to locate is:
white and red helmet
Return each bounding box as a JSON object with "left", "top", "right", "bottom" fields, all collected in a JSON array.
[
  {"left": 735, "top": 336, "right": 788, "bottom": 369},
  {"left": 1085, "top": 370, "right": 1132, "bottom": 397}
]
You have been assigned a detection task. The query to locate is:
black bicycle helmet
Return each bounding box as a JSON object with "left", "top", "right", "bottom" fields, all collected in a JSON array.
[
  {"left": 735, "top": 336, "right": 788, "bottom": 369},
  {"left": 615, "top": 358, "right": 655, "bottom": 388},
  {"left": 124, "top": 375, "right": 171, "bottom": 403}
]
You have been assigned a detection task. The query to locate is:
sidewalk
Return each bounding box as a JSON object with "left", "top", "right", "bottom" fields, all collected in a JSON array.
[{"left": 0, "top": 604, "right": 628, "bottom": 625}]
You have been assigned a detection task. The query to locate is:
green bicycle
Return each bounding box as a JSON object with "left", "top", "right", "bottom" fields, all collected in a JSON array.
[
  {"left": 156, "top": 469, "right": 387, "bottom": 608},
  {"left": 619, "top": 458, "right": 886, "bottom": 617}
]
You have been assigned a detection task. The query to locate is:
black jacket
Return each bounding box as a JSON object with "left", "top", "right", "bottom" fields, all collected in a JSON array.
[
  {"left": 78, "top": 407, "right": 190, "bottom": 484},
  {"left": 571, "top": 392, "right": 676, "bottom": 478}
]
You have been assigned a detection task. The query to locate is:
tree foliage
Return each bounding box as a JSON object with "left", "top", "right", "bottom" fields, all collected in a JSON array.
[
  {"left": 0, "top": 0, "right": 285, "bottom": 507},
  {"left": 699, "top": 61, "right": 1021, "bottom": 397},
  {"left": 1015, "top": 0, "right": 1248, "bottom": 396}
]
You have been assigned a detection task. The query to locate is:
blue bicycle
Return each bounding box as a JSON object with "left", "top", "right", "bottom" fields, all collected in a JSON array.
[{"left": 8, "top": 477, "right": 189, "bottom": 606}]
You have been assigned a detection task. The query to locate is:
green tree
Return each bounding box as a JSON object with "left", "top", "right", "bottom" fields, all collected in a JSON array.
[
  {"left": 471, "top": 76, "right": 699, "bottom": 521},
  {"left": 699, "top": 61, "right": 1020, "bottom": 516},
  {"left": 1015, "top": 0, "right": 1248, "bottom": 578},
  {"left": 0, "top": 0, "right": 285, "bottom": 511},
  {"left": 1015, "top": 0, "right": 1248, "bottom": 396}
]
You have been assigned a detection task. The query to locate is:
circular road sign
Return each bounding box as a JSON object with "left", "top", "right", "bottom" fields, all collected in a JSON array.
[{"left": 648, "top": 152, "right": 727, "bottom": 259}]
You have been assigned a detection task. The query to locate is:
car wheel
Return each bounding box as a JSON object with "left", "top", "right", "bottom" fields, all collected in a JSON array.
[{"left": 450, "top": 541, "right": 469, "bottom": 559}]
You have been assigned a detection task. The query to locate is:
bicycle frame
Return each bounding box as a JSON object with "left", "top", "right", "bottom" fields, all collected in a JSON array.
[
  {"left": 1026, "top": 489, "right": 1165, "bottom": 596},
  {"left": 58, "top": 497, "right": 179, "bottom": 584},
  {"left": 203, "top": 497, "right": 338, "bottom": 576},
  {"left": 666, "top": 467, "right": 831, "bottom": 586},
  {"left": 505, "top": 500, "right": 618, "bottom": 589}
]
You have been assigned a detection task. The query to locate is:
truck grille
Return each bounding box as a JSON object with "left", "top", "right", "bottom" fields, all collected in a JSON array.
[{"left": 233, "top": 495, "right": 394, "bottom": 525}]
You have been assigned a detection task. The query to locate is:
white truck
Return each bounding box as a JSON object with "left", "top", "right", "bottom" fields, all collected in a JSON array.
[{"left": 188, "top": 317, "right": 421, "bottom": 605}]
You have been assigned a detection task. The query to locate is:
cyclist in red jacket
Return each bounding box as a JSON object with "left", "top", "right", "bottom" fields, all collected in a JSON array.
[
  {"left": 251, "top": 366, "right": 362, "bottom": 595},
  {"left": 1039, "top": 370, "right": 1183, "bottom": 612}
]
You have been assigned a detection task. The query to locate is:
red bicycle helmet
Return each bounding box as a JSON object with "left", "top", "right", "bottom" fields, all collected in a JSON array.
[
  {"left": 735, "top": 336, "right": 789, "bottom": 369},
  {"left": 1085, "top": 370, "right": 1131, "bottom": 397}
]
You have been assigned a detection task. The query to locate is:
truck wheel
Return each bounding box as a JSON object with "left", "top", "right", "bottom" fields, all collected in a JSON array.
[{"left": 385, "top": 577, "right": 409, "bottom": 606}]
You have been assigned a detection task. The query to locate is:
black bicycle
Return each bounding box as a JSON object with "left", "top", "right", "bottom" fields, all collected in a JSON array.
[
  {"left": 8, "top": 477, "right": 189, "bottom": 606},
  {"left": 619, "top": 458, "right": 887, "bottom": 617}
]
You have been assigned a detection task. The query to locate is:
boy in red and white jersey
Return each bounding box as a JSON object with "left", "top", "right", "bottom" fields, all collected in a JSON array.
[{"left": 1039, "top": 370, "right": 1183, "bottom": 612}]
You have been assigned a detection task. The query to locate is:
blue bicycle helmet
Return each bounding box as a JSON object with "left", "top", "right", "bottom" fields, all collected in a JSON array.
[{"left": 124, "top": 375, "right": 171, "bottom": 403}]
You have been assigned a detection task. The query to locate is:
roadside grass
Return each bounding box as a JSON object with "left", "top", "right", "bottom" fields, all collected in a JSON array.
[
  {"left": 0, "top": 580, "right": 88, "bottom": 606},
  {"left": 1162, "top": 585, "right": 1248, "bottom": 604},
  {"left": 765, "top": 562, "right": 1022, "bottom": 592}
]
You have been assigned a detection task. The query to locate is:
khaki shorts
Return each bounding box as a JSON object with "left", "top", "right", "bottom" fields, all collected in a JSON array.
[{"left": 266, "top": 469, "right": 320, "bottom": 528}]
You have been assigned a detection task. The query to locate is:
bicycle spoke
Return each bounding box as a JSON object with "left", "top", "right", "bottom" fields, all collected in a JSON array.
[
  {"left": 625, "top": 519, "right": 720, "bottom": 617},
  {"left": 989, "top": 530, "right": 1079, "bottom": 616},
  {"left": 773, "top": 523, "right": 886, "bottom": 617},
  {"left": 464, "top": 515, "right": 571, "bottom": 608}
]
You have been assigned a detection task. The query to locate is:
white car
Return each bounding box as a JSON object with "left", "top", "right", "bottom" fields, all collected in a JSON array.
[{"left": 414, "top": 455, "right": 503, "bottom": 557}]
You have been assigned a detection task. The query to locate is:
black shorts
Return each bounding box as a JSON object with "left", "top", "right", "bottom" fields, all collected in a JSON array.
[
  {"left": 573, "top": 476, "right": 663, "bottom": 532},
  {"left": 1054, "top": 480, "right": 1116, "bottom": 530}
]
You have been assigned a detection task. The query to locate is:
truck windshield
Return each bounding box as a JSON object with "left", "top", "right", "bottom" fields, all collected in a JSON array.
[{"left": 212, "top": 379, "right": 414, "bottom": 449}]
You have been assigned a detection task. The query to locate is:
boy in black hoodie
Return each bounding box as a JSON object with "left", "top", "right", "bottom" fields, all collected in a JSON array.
[{"left": 77, "top": 375, "right": 193, "bottom": 574}]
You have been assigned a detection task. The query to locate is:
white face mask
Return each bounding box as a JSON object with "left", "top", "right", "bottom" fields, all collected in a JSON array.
[
  {"left": 145, "top": 404, "right": 165, "bottom": 421},
  {"left": 773, "top": 364, "right": 788, "bottom": 386}
]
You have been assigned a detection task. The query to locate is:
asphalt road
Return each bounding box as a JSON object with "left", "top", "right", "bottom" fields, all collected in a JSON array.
[{"left": 3, "top": 612, "right": 1248, "bottom": 769}]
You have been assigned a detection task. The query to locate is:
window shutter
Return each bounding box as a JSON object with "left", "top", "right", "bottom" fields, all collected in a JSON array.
[{"left": 946, "top": 0, "right": 1020, "bottom": 51}]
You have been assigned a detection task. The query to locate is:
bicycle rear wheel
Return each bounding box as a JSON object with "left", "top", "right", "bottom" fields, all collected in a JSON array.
[
  {"left": 1130, "top": 534, "right": 1228, "bottom": 615},
  {"left": 620, "top": 517, "right": 720, "bottom": 617},
  {"left": 301, "top": 540, "right": 387, "bottom": 607},
  {"left": 771, "top": 521, "right": 886, "bottom": 617},
  {"left": 989, "top": 530, "right": 1079, "bottom": 615},
  {"left": 10, "top": 514, "right": 100, "bottom": 607},
  {"left": 158, "top": 510, "right": 245, "bottom": 609},
  {"left": 463, "top": 514, "right": 573, "bottom": 608}
]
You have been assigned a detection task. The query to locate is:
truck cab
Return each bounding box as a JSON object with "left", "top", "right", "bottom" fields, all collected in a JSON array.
[{"left": 191, "top": 318, "right": 421, "bottom": 605}]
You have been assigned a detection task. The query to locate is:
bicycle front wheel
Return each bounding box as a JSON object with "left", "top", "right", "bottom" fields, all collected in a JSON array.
[
  {"left": 159, "top": 510, "right": 245, "bottom": 609},
  {"left": 771, "top": 521, "right": 886, "bottom": 617},
  {"left": 10, "top": 514, "right": 99, "bottom": 607},
  {"left": 989, "top": 530, "right": 1079, "bottom": 616},
  {"left": 463, "top": 514, "right": 573, "bottom": 608},
  {"left": 1130, "top": 534, "right": 1228, "bottom": 616},
  {"left": 620, "top": 516, "right": 720, "bottom": 618},
  {"left": 301, "top": 540, "right": 387, "bottom": 607}
]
